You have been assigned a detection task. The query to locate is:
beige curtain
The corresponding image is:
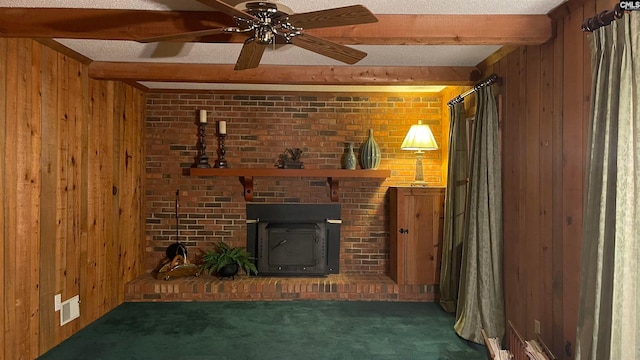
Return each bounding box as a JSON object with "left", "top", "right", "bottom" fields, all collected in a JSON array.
[
  {"left": 576, "top": 12, "right": 639, "bottom": 360},
  {"left": 440, "top": 102, "right": 468, "bottom": 313},
  {"left": 454, "top": 85, "right": 505, "bottom": 344}
]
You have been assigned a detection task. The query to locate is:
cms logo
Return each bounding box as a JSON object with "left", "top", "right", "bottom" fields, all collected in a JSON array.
[{"left": 620, "top": 1, "right": 640, "bottom": 10}]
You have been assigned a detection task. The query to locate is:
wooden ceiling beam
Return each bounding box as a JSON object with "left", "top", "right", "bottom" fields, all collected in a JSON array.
[
  {"left": 0, "top": 8, "right": 552, "bottom": 45},
  {"left": 311, "top": 14, "right": 552, "bottom": 45},
  {"left": 88, "top": 62, "right": 479, "bottom": 85},
  {"left": 0, "top": 8, "right": 234, "bottom": 40}
]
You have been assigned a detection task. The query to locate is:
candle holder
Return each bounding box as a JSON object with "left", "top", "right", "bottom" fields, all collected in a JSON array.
[
  {"left": 196, "top": 122, "right": 211, "bottom": 168},
  {"left": 214, "top": 134, "right": 228, "bottom": 168}
]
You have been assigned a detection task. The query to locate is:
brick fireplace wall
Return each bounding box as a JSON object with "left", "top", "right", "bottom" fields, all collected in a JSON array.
[{"left": 145, "top": 92, "right": 445, "bottom": 276}]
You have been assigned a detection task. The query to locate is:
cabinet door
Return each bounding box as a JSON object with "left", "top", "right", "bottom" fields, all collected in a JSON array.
[
  {"left": 389, "top": 187, "right": 409, "bottom": 284},
  {"left": 390, "top": 187, "right": 444, "bottom": 285},
  {"left": 406, "top": 188, "right": 444, "bottom": 285}
]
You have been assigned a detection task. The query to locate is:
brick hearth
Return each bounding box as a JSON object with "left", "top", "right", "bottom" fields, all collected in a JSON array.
[{"left": 125, "top": 273, "right": 438, "bottom": 302}]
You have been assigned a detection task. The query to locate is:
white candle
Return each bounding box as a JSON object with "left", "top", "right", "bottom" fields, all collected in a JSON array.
[
  {"left": 199, "top": 109, "right": 207, "bottom": 123},
  {"left": 219, "top": 120, "right": 227, "bottom": 135}
]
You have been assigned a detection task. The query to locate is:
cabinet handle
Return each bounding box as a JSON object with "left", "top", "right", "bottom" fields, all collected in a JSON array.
[{"left": 399, "top": 228, "right": 409, "bottom": 234}]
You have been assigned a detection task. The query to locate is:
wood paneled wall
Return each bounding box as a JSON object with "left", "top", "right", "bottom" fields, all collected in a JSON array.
[
  {"left": 483, "top": 0, "right": 617, "bottom": 358},
  {"left": 0, "top": 38, "right": 146, "bottom": 360}
]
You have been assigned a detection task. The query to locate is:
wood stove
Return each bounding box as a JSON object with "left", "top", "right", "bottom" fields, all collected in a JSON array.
[{"left": 246, "top": 204, "right": 341, "bottom": 276}]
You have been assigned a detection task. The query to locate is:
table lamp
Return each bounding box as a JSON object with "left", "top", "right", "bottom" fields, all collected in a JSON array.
[{"left": 401, "top": 120, "right": 438, "bottom": 186}]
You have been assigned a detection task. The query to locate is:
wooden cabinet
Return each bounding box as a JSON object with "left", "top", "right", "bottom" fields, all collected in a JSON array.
[{"left": 389, "top": 187, "right": 445, "bottom": 285}]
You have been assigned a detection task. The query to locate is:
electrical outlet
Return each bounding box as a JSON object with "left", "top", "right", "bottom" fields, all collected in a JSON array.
[
  {"left": 54, "top": 294, "right": 61, "bottom": 311},
  {"left": 534, "top": 320, "right": 541, "bottom": 334}
]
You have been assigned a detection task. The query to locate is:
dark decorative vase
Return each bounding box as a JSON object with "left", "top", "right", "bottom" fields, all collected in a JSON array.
[
  {"left": 360, "top": 129, "right": 381, "bottom": 169},
  {"left": 343, "top": 142, "right": 357, "bottom": 170},
  {"left": 218, "top": 263, "right": 239, "bottom": 279}
]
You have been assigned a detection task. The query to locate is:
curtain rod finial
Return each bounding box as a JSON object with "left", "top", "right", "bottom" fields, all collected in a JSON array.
[{"left": 581, "top": 4, "right": 625, "bottom": 32}]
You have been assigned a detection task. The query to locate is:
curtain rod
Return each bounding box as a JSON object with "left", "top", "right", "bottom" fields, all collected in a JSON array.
[
  {"left": 581, "top": 3, "right": 625, "bottom": 32},
  {"left": 447, "top": 73, "right": 500, "bottom": 106}
]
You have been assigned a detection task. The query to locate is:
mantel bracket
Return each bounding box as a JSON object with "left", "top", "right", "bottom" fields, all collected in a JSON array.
[
  {"left": 328, "top": 177, "right": 339, "bottom": 202},
  {"left": 239, "top": 176, "right": 254, "bottom": 201}
]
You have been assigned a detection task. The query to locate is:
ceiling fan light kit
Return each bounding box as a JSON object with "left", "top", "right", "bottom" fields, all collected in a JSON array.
[
  {"left": 229, "top": 2, "right": 295, "bottom": 44},
  {"left": 138, "top": 0, "right": 378, "bottom": 70}
]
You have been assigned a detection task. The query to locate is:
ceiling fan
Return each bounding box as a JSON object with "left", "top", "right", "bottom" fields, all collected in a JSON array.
[{"left": 138, "top": 0, "right": 378, "bottom": 70}]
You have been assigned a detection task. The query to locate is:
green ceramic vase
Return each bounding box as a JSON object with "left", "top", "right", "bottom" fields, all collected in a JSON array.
[{"left": 360, "top": 129, "right": 381, "bottom": 169}]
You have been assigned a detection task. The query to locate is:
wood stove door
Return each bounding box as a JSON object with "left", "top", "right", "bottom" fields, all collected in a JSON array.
[{"left": 257, "top": 222, "right": 327, "bottom": 276}]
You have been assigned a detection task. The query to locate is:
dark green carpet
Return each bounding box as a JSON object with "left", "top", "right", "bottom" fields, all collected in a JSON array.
[{"left": 38, "top": 301, "right": 486, "bottom": 360}]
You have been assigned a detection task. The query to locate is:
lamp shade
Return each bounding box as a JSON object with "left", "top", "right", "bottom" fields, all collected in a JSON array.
[{"left": 401, "top": 120, "right": 438, "bottom": 151}]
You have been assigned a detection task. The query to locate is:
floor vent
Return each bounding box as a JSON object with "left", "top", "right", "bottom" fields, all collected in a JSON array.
[{"left": 60, "top": 295, "right": 80, "bottom": 326}]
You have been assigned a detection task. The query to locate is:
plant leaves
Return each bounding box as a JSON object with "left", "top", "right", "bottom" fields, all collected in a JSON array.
[{"left": 200, "top": 241, "right": 258, "bottom": 276}]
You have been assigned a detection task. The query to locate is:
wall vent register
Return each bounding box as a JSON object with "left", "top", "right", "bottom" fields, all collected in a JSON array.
[{"left": 60, "top": 295, "right": 80, "bottom": 326}]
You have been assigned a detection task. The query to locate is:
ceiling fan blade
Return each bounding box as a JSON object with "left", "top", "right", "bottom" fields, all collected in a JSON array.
[
  {"left": 287, "top": 5, "right": 378, "bottom": 30},
  {"left": 290, "top": 34, "right": 367, "bottom": 65},
  {"left": 196, "top": 0, "right": 258, "bottom": 21},
  {"left": 138, "top": 28, "right": 230, "bottom": 43},
  {"left": 235, "top": 38, "right": 267, "bottom": 70}
]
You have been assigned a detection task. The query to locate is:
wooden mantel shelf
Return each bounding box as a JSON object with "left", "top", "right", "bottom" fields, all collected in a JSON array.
[{"left": 189, "top": 168, "right": 391, "bottom": 201}]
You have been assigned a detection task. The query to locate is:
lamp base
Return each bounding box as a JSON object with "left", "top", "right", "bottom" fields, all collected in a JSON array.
[{"left": 410, "top": 151, "right": 428, "bottom": 187}]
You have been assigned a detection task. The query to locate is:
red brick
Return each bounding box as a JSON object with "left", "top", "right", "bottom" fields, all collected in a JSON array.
[{"left": 145, "top": 92, "right": 444, "bottom": 276}]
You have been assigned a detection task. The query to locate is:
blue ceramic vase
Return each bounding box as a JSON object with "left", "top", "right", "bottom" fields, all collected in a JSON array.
[{"left": 343, "top": 142, "right": 357, "bottom": 170}]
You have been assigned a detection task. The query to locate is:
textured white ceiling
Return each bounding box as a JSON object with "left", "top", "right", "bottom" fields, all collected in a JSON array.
[
  {"left": 54, "top": 39, "right": 502, "bottom": 67},
  {"left": 6, "top": 0, "right": 567, "bottom": 91}
]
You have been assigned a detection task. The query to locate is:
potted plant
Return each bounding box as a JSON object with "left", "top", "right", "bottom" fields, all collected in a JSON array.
[{"left": 200, "top": 241, "right": 258, "bottom": 279}]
